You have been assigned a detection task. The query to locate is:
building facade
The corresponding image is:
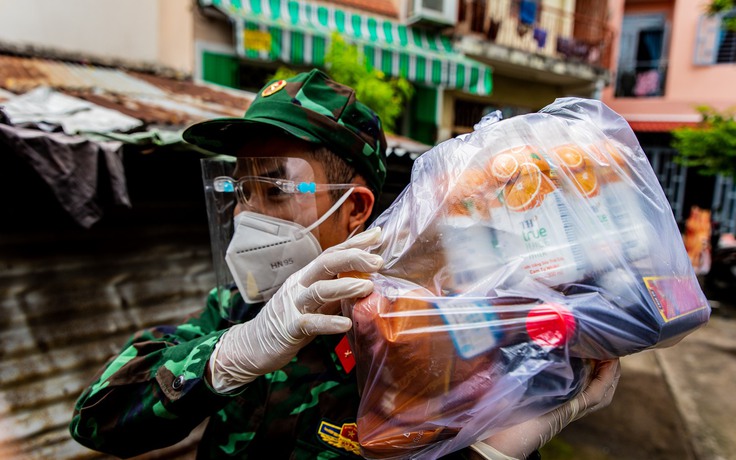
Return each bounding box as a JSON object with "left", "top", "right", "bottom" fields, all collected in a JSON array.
[
  {"left": 191, "top": 0, "right": 614, "bottom": 142},
  {"left": 0, "top": 0, "right": 615, "bottom": 145},
  {"left": 602, "top": 0, "right": 736, "bottom": 231}
]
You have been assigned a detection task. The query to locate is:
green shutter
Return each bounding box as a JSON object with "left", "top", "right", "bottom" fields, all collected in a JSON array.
[
  {"left": 399, "top": 53, "right": 410, "bottom": 79},
  {"left": 381, "top": 48, "right": 392, "bottom": 74},
  {"left": 365, "top": 44, "right": 376, "bottom": 69},
  {"left": 410, "top": 86, "right": 438, "bottom": 145},
  {"left": 456, "top": 64, "right": 465, "bottom": 89},
  {"left": 202, "top": 51, "right": 239, "bottom": 89},
  {"left": 416, "top": 55, "right": 426, "bottom": 81},
  {"left": 314, "top": 35, "right": 327, "bottom": 65},
  {"left": 291, "top": 30, "right": 304, "bottom": 64},
  {"left": 269, "top": 25, "right": 282, "bottom": 61}
]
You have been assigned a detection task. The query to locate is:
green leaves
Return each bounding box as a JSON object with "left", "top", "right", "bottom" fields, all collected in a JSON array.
[
  {"left": 707, "top": 0, "right": 736, "bottom": 31},
  {"left": 268, "top": 34, "right": 414, "bottom": 133},
  {"left": 323, "top": 34, "right": 414, "bottom": 133},
  {"left": 672, "top": 106, "right": 736, "bottom": 177}
]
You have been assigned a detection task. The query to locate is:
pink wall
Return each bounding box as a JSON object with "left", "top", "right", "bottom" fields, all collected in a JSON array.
[{"left": 603, "top": 0, "right": 736, "bottom": 122}]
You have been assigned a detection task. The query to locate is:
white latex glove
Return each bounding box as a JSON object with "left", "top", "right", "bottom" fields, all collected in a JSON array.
[
  {"left": 209, "top": 227, "right": 384, "bottom": 393},
  {"left": 469, "top": 359, "right": 621, "bottom": 460}
]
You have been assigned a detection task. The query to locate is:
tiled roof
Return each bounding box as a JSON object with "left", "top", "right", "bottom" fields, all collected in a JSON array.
[
  {"left": 627, "top": 120, "right": 699, "bottom": 132},
  {"left": 319, "top": 0, "right": 398, "bottom": 17},
  {"left": 0, "top": 54, "right": 252, "bottom": 127}
]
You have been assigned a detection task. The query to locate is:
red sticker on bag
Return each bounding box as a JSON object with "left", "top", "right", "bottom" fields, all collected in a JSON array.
[{"left": 335, "top": 335, "right": 355, "bottom": 374}]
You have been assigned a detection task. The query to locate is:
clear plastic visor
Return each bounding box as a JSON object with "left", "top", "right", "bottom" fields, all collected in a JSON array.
[{"left": 201, "top": 156, "right": 356, "bottom": 317}]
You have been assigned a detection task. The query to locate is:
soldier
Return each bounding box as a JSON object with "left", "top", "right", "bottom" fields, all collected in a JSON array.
[{"left": 70, "top": 69, "right": 619, "bottom": 459}]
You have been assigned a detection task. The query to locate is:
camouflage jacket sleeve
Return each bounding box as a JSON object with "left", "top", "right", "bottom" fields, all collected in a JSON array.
[{"left": 69, "top": 289, "right": 240, "bottom": 458}]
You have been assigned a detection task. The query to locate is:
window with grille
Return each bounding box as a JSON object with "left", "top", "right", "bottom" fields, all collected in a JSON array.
[
  {"left": 694, "top": 10, "right": 736, "bottom": 65},
  {"left": 716, "top": 17, "right": 736, "bottom": 63},
  {"left": 615, "top": 14, "right": 669, "bottom": 98}
]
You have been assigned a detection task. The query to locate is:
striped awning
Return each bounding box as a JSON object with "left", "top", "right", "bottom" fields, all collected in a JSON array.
[{"left": 202, "top": 0, "right": 493, "bottom": 96}]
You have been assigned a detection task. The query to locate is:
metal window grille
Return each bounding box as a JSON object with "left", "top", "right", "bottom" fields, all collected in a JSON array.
[
  {"left": 644, "top": 146, "right": 688, "bottom": 222},
  {"left": 694, "top": 11, "right": 736, "bottom": 65},
  {"left": 716, "top": 28, "right": 736, "bottom": 63},
  {"left": 712, "top": 175, "right": 736, "bottom": 234}
]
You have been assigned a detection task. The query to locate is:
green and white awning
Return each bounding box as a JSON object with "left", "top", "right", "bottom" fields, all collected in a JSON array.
[{"left": 202, "top": 0, "right": 492, "bottom": 96}]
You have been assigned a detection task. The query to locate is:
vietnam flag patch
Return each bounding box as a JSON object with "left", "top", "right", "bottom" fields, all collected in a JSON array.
[{"left": 335, "top": 335, "right": 355, "bottom": 374}]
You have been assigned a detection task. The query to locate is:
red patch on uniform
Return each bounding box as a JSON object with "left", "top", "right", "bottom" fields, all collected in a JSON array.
[
  {"left": 340, "top": 423, "right": 359, "bottom": 442},
  {"left": 335, "top": 335, "right": 355, "bottom": 373}
]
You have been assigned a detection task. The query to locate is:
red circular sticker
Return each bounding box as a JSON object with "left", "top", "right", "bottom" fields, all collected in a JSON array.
[{"left": 526, "top": 303, "right": 576, "bottom": 348}]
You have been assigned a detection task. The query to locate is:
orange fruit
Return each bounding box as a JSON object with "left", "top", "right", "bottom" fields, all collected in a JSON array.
[
  {"left": 518, "top": 147, "right": 551, "bottom": 174},
  {"left": 571, "top": 167, "right": 599, "bottom": 197},
  {"left": 447, "top": 169, "right": 498, "bottom": 218},
  {"left": 552, "top": 145, "right": 586, "bottom": 171},
  {"left": 490, "top": 145, "right": 550, "bottom": 182},
  {"left": 584, "top": 144, "right": 608, "bottom": 166},
  {"left": 603, "top": 141, "right": 628, "bottom": 168},
  {"left": 490, "top": 153, "right": 519, "bottom": 181},
  {"left": 503, "top": 162, "right": 545, "bottom": 211},
  {"left": 584, "top": 141, "right": 629, "bottom": 184}
]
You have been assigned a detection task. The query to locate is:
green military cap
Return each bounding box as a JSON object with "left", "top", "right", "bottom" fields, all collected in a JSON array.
[{"left": 183, "top": 69, "right": 388, "bottom": 192}]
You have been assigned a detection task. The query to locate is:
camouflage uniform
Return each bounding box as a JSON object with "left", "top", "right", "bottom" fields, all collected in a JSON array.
[
  {"left": 70, "top": 287, "right": 368, "bottom": 459},
  {"left": 70, "top": 71, "right": 471, "bottom": 459}
]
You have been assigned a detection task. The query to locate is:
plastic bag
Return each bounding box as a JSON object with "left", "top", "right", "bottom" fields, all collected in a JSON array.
[{"left": 342, "top": 98, "right": 711, "bottom": 459}]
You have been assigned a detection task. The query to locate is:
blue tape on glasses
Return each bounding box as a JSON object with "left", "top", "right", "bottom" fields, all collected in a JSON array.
[
  {"left": 297, "top": 182, "right": 317, "bottom": 193},
  {"left": 214, "top": 177, "right": 319, "bottom": 195},
  {"left": 214, "top": 177, "right": 235, "bottom": 192}
]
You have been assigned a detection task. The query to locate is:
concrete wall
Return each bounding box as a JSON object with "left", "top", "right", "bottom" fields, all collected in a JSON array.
[
  {"left": 0, "top": 0, "right": 195, "bottom": 73},
  {"left": 158, "top": 0, "right": 196, "bottom": 73}
]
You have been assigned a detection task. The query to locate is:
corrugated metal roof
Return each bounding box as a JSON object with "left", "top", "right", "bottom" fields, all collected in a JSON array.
[
  {"left": 0, "top": 55, "right": 165, "bottom": 96},
  {"left": 0, "top": 229, "right": 214, "bottom": 460},
  {"left": 0, "top": 55, "right": 253, "bottom": 128},
  {"left": 0, "top": 54, "right": 431, "bottom": 154}
]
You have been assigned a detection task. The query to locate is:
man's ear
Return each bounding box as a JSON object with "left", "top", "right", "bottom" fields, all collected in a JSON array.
[{"left": 346, "top": 186, "right": 375, "bottom": 234}]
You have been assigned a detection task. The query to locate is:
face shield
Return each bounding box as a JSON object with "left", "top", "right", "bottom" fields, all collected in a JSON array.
[{"left": 201, "top": 156, "right": 356, "bottom": 317}]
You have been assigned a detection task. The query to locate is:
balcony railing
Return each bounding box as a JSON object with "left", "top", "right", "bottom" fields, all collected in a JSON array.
[{"left": 456, "top": 0, "right": 613, "bottom": 69}]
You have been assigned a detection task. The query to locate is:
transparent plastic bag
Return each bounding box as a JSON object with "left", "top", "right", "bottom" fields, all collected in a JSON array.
[{"left": 342, "top": 98, "right": 711, "bottom": 459}]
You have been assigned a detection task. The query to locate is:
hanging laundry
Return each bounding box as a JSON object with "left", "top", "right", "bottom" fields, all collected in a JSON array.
[
  {"left": 487, "top": 18, "right": 501, "bottom": 41},
  {"left": 633, "top": 69, "right": 660, "bottom": 97},
  {"left": 533, "top": 27, "right": 547, "bottom": 48},
  {"left": 556, "top": 37, "right": 573, "bottom": 58},
  {"left": 519, "top": 0, "right": 537, "bottom": 25}
]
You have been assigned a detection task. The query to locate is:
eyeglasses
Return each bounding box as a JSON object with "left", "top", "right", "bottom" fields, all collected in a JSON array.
[{"left": 214, "top": 176, "right": 357, "bottom": 208}]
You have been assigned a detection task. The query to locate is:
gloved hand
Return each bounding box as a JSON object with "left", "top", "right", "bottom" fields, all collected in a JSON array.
[
  {"left": 209, "top": 227, "right": 384, "bottom": 393},
  {"left": 469, "top": 359, "right": 621, "bottom": 460}
]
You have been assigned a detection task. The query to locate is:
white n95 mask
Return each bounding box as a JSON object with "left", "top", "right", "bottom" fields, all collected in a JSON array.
[{"left": 225, "top": 188, "right": 354, "bottom": 303}]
